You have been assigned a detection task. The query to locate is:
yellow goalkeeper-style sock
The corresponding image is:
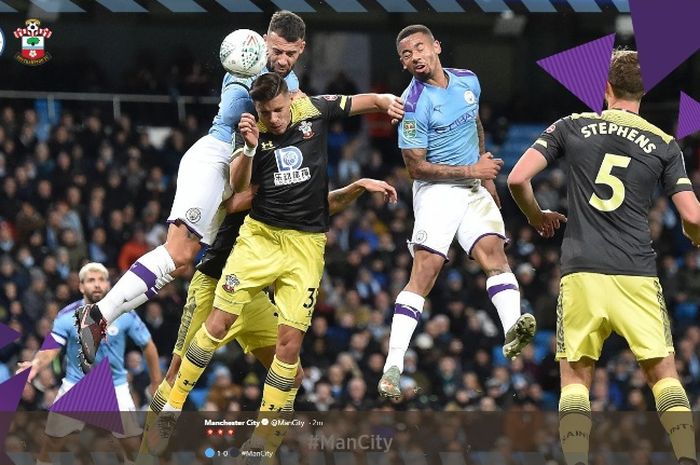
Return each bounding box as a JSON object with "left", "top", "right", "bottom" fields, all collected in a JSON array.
[
  {"left": 169, "top": 325, "right": 222, "bottom": 410},
  {"left": 559, "top": 383, "right": 592, "bottom": 465},
  {"left": 653, "top": 377, "right": 697, "bottom": 463}
]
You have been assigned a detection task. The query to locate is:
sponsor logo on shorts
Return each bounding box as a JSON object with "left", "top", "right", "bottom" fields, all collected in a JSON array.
[
  {"left": 463, "top": 90, "right": 476, "bottom": 104},
  {"left": 222, "top": 274, "right": 240, "bottom": 293},
  {"left": 403, "top": 120, "right": 416, "bottom": 139},
  {"left": 322, "top": 95, "right": 338, "bottom": 101},
  {"left": 186, "top": 207, "right": 202, "bottom": 224},
  {"left": 546, "top": 124, "right": 556, "bottom": 134},
  {"left": 414, "top": 230, "right": 427, "bottom": 244}
]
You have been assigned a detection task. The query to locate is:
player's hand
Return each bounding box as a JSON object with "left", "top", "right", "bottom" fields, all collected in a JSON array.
[
  {"left": 148, "top": 381, "right": 160, "bottom": 397},
  {"left": 529, "top": 209, "right": 567, "bottom": 238},
  {"left": 469, "top": 152, "right": 503, "bottom": 180},
  {"left": 290, "top": 90, "right": 307, "bottom": 101},
  {"left": 16, "top": 361, "right": 37, "bottom": 383},
  {"left": 482, "top": 179, "right": 501, "bottom": 209},
  {"left": 386, "top": 96, "right": 404, "bottom": 123},
  {"left": 238, "top": 113, "right": 259, "bottom": 150},
  {"left": 358, "top": 178, "right": 398, "bottom": 204}
]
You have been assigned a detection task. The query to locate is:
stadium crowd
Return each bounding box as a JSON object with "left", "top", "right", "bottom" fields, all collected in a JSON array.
[{"left": 1, "top": 82, "right": 700, "bottom": 422}]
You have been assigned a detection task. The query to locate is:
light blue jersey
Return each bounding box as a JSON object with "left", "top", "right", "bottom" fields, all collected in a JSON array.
[
  {"left": 398, "top": 68, "right": 481, "bottom": 167},
  {"left": 208, "top": 70, "right": 300, "bottom": 144},
  {"left": 51, "top": 300, "right": 152, "bottom": 386}
]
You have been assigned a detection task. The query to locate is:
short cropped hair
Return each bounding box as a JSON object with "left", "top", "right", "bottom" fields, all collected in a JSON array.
[
  {"left": 396, "top": 24, "right": 434, "bottom": 52},
  {"left": 608, "top": 49, "right": 645, "bottom": 101},
  {"left": 79, "top": 262, "right": 109, "bottom": 282},
  {"left": 250, "top": 72, "right": 289, "bottom": 103},
  {"left": 268, "top": 10, "right": 306, "bottom": 42}
]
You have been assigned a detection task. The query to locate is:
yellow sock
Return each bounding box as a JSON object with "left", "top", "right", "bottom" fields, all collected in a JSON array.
[
  {"left": 260, "top": 356, "right": 298, "bottom": 413},
  {"left": 653, "top": 377, "right": 696, "bottom": 463},
  {"left": 559, "top": 383, "right": 592, "bottom": 465},
  {"left": 169, "top": 325, "right": 222, "bottom": 409},
  {"left": 253, "top": 357, "right": 298, "bottom": 451},
  {"left": 138, "top": 379, "right": 173, "bottom": 457},
  {"left": 261, "top": 386, "right": 300, "bottom": 453}
]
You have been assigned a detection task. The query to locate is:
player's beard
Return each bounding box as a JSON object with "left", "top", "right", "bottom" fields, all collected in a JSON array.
[
  {"left": 267, "top": 59, "right": 291, "bottom": 78},
  {"left": 85, "top": 290, "right": 105, "bottom": 304}
]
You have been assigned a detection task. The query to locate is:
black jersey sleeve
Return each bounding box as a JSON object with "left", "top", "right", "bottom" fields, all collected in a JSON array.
[
  {"left": 313, "top": 95, "right": 353, "bottom": 121},
  {"left": 530, "top": 118, "right": 569, "bottom": 164},
  {"left": 662, "top": 139, "right": 694, "bottom": 197}
]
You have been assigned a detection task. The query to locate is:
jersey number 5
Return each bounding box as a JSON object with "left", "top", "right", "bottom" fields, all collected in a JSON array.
[{"left": 589, "top": 153, "right": 631, "bottom": 212}]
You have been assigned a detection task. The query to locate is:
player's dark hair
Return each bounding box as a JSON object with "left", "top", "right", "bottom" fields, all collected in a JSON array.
[
  {"left": 250, "top": 72, "right": 289, "bottom": 102},
  {"left": 268, "top": 10, "right": 306, "bottom": 42},
  {"left": 396, "top": 24, "right": 434, "bottom": 52},
  {"left": 608, "top": 49, "right": 645, "bottom": 101}
]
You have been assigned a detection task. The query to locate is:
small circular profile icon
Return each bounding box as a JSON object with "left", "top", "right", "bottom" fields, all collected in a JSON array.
[
  {"left": 204, "top": 448, "right": 215, "bottom": 458},
  {"left": 260, "top": 418, "right": 270, "bottom": 426}
]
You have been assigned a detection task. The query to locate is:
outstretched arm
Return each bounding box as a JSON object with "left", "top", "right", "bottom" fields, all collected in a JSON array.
[
  {"left": 672, "top": 191, "right": 700, "bottom": 246},
  {"left": 403, "top": 148, "right": 503, "bottom": 182},
  {"left": 16, "top": 348, "right": 61, "bottom": 383},
  {"left": 141, "top": 339, "right": 162, "bottom": 396},
  {"left": 507, "top": 148, "right": 566, "bottom": 237},
  {"left": 329, "top": 178, "right": 398, "bottom": 214},
  {"left": 349, "top": 94, "right": 404, "bottom": 120}
]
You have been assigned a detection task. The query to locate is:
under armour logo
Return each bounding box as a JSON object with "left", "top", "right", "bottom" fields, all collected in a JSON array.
[{"left": 261, "top": 141, "right": 275, "bottom": 150}]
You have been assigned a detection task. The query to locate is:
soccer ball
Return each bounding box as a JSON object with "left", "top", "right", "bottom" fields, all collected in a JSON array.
[{"left": 219, "top": 29, "right": 267, "bottom": 78}]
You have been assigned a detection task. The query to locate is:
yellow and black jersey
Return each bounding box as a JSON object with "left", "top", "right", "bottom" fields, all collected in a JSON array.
[
  {"left": 532, "top": 109, "right": 692, "bottom": 277},
  {"left": 234, "top": 95, "right": 352, "bottom": 233},
  {"left": 196, "top": 211, "right": 248, "bottom": 280}
]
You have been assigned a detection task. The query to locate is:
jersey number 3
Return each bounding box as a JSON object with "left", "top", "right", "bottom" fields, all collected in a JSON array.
[{"left": 589, "top": 153, "right": 631, "bottom": 212}]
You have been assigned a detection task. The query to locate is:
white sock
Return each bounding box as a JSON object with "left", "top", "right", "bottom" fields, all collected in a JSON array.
[
  {"left": 486, "top": 272, "right": 521, "bottom": 334},
  {"left": 384, "top": 290, "right": 425, "bottom": 373},
  {"left": 113, "top": 273, "right": 175, "bottom": 314},
  {"left": 163, "top": 401, "right": 181, "bottom": 413},
  {"left": 99, "top": 246, "right": 176, "bottom": 323}
]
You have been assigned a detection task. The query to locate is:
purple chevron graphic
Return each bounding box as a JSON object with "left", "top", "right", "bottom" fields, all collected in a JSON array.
[
  {"left": 50, "top": 359, "right": 124, "bottom": 434},
  {"left": 0, "top": 322, "right": 21, "bottom": 350},
  {"left": 677, "top": 92, "right": 700, "bottom": 140},
  {"left": 537, "top": 33, "right": 616, "bottom": 113},
  {"left": 630, "top": 0, "right": 700, "bottom": 92},
  {"left": 0, "top": 371, "right": 30, "bottom": 464},
  {"left": 40, "top": 332, "right": 63, "bottom": 351}
]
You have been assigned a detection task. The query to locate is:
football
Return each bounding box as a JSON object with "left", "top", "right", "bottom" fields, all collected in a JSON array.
[{"left": 219, "top": 29, "right": 267, "bottom": 78}]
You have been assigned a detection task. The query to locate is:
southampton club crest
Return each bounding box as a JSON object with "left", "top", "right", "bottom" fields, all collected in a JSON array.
[
  {"left": 222, "top": 274, "right": 240, "bottom": 293},
  {"left": 298, "top": 120, "right": 314, "bottom": 139},
  {"left": 14, "top": 18, "right": 52, "bottom": 66}
]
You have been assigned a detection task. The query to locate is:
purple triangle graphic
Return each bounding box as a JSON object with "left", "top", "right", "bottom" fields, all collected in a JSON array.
[
  {"left": 0, "top": 322, "right": 21, "bottom": 350},
  {"left": 677, "top": 92, "right": 700, "bottom": 140},
  {"left": 537, "top": 33, "right": 616, "bottom": 114},
  {"left": 630, "top": 0, "right": 700, "bottom": 92},
  {"left": 40, "top": 333, "right": 63, "bottom": 351},
  {"left": 0, "top": 371, "right": 30, "bottom": 465},
  {"left": 50, "top": 358, "right": 124, "bottom": 434}
]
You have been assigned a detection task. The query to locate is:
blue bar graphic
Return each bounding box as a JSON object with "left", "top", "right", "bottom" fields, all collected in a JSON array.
[
  {"left": 567, "top": 0, "right": 601, "bottom": 12},
  {"left": 30, "top": 0, "right": 85, "bottom": 12},
  {"left": 324, "top": 0, "right": 367, "bottom": 12},
  {"left": 376, "top": 0, "right": 417, "bottom": 13},
  {"left": 426, "top": 0, "right": 464, "bottom": 12},
  {"left": 271, "top": 0, "right": 316, "bottom": 12},
  {"left": 473, "top": 0, "right": 511, "bottom": 13},
  {"left": 215, "top": 0, "right": 262, "bottom": 12},
  {"left": 95, "top": 0, "right": 148, "bottom": 12},
  {"left": 521, "top": 0, "right": 557, "bottom": 12},
  {"left": 156, "top": 0, "right": 206, "bottom": 13}
]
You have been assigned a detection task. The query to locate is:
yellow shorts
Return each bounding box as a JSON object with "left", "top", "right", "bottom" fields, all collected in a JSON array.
[
  {"left": 173, "top": 270, "right": 278, "bottom": 356},
  {"left": 214, "top": 216, "right": 326, "bottom": 332},
  {"left": 556, "top": 272, "right": 674, "bottom": 362}
]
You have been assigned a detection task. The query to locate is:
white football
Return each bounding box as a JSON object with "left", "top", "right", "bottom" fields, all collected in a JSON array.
[{"left": 219, "top": 29, "right": 267, "bottom": 78}]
